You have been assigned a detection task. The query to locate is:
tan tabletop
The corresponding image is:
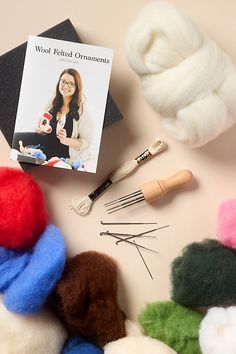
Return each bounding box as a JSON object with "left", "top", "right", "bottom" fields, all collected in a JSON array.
[{"left": 0, "top": 0, "right": 236, "bottom": 320}]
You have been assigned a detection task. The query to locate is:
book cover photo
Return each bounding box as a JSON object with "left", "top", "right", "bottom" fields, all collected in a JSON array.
[{"left": 11, "top": 35, "right": 113, "bottom": 173}]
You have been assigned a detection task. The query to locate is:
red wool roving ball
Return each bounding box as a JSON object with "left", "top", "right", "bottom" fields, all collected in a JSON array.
[
  {"left": 0, "top": 167, "right": 48, "bottom": 250},
  {"left": 218, "top": 199, "right": 236, "bottom": 249}
]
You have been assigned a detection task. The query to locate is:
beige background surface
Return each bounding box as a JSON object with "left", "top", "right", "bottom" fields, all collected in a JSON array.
[{"left": 0, "top": 0, "right": 236, "bottom": 320}]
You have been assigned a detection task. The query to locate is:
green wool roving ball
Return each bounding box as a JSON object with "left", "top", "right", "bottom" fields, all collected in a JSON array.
[
  {"left": 171, "top": 239, "right": 236, "bottom": 307},
  {"left": 139, "top": 301, "right": 203, "bottom": 354}
]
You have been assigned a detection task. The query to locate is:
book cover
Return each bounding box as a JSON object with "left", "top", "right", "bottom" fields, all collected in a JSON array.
[{"left": 11, "top": 35, "right": 114, "bottom": 173}]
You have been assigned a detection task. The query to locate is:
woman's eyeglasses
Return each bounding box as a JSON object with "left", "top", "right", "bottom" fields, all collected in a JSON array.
[{"left": 60, "top": 79, "right": 76, "bottom": 88}]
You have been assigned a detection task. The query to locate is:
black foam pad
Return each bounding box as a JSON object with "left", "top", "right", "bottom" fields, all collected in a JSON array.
[{"left": 0, "top": 19, "right": 122, "bottom": 171}]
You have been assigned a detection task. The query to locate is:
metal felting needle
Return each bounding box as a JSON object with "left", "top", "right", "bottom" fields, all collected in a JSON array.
[
  {"left": 100, "top": 231, "right": 159, "bottom": 254},
  {"left": 100, "top": 221, "right": 158, "bottom": 225},
  {"left": 115, "top": 225, "right": 169, "bottom": 244},
  {"left": 105, "top": 169, "right": 193, "bottom": 214},
  {"left": 133, "top": 240, "right": 153, "bottom": 280}
]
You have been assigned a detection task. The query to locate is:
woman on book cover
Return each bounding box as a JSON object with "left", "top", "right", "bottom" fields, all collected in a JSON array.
[
  {"left": 38, "top": 68, "right": 93, "bottom": 163},
  {"left": 12, "top": 68, "right": 94, "bottom": 170}
]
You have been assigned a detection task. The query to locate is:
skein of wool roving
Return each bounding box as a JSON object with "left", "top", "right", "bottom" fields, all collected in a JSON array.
[{"left": 125, "top": 1, "right": 236, "bottom": 147}]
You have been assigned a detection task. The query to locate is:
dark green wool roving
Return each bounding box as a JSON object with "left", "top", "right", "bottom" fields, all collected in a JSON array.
[
  {"left": 139, "top": 301, "right": 202, "bottom": 354},
  {"left": 171, "top": 239, "right": 236, "bottom": 307}
]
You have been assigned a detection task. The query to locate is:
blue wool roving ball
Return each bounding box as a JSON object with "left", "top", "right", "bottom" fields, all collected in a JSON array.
[
  {"left": 63, "top": 337, "right": 104, "bottom": 354},
  {"left": 0, "top": 248, "right": 31, "bottom": 291},
  {"left": 4, "top": 224, "right": 66, "bottom": 314}
]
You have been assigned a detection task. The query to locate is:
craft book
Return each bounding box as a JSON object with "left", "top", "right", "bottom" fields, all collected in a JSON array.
[{"left": 11, "top": 35, "right": 113, "bottom": 173}]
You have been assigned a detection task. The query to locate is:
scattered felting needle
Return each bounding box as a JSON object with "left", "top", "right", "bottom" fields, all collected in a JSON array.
[
  {"left": 100, "top": 221, "right": 158, "bottom": 225},
  {"left": 133, "top": 240, "right": 153, "bottom": 280},
  {"left": 100, "top": 231, "right": 159, "bottom": 254},
  {"left": 116, "top": 224, "right": 170, "bottom": 244},
  {"left": 101, "top": 231, "right": 157, "bottom": 243},
  {"left": 105, "top": 169, "right": 193, "bottom": 214},
  {"left": 105, "top": 227, "right": 158, "bottom": 237},
  {"left": 102, "top": 231, "right": 156, "bottom": 237},
  {"left": 100, "top": 227, "right": 158, "bottom": 240},
  {"left": 71, "top": 138, "right": 167, "bottom": 216}
]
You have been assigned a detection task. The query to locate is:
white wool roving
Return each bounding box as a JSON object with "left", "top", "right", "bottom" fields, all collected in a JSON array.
[
  {"left": 125, "top": 1, "right": 236, "bottom": 147},
  {"left": 104, "top": 335, "right": 178, "bottom": 354},
  {"left": 104, "top": 320, "right": 177, "bottom": 353},
  {"left": 0, "top": 296, "right": 67, "bottom": 354},
  {"left": 199, "top": 306, "right": 236, "bottom": 354}
]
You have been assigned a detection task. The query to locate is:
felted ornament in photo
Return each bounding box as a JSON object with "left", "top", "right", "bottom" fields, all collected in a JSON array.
[
  {"left": 171, "top": 239, "right": 236, "bottom": 307},
  {"left": 0, "top": 295, "right": 67, "bottom": 354},
  {"left": 125, "top": 1, "right": 236, "bottom": 147},
  {"left": 50, "top": 251, "right": 126, "bottom": 347},
  {"left": 217, "top": 199, "right": 236, "bottom": 249},
  {"left": 0, "top": 167, "right": 48, "bottom": 249},
  {"left": 199, "top": 307, "right": 236, "bottom": 354}
]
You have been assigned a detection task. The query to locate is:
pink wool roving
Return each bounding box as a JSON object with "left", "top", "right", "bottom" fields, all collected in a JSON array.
[{"left": 218, "top": 199, "right": 236, "bottom": 248}]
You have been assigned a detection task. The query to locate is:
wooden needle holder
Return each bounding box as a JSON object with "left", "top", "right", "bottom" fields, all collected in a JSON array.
[{"left": 140, "top": 170, "right": 193, "bottom": 203}]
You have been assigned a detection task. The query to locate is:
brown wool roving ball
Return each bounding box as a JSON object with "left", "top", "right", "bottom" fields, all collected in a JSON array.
[{"left": 51, "top": 251, "right": 126, "bottom": 346}]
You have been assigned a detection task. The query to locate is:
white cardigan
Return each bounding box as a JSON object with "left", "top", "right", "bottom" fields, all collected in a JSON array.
[{"left": 68, "top": 103, "right": 95, "bottom": 165}]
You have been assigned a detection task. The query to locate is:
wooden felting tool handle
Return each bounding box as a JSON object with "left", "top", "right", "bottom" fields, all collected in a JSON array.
[{"left": 140, "top": 169, "right": 193, "bottom": 203}]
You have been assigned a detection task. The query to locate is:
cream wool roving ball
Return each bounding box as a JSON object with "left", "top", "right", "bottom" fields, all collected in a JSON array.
[
  {"left": 125, "top": 1, "right": 236, "bottom": 147},
  {"left": 199, "top": 307, "right": 236, "bottom": 354},
  {"left": 0, "top": 296, "right": 67, "bottom": 354},
  {"left": 104, "top": 335, "right": 178, "bottom": 354},
  {"left": 104, "top": 319, "right": 178, "bottom": 354}
]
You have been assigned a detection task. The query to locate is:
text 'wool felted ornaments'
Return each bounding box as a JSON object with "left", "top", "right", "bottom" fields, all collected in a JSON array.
[
  {"left": 125, "top": 1, "right": 236, "bottom": 147},
  {"left": 0, "top": 167, "right": 48, "bottom": 249},
  {"left": 50, "top": 251, "right": 126, "bottom": 347},
  {"left": 1, "top": 224, "right": 66, "bottom": 314},
  {"left": 217, "top": 199, "right": 236, "bottom": 248},
  {"left": 0, "top": 295, "right": 67, "bottom": 354},
  {"left": 199, "top": 307, "right": 236, "bottom": 354},
  {"left": 139, "top": 301, "right": 203, "bottom": 354},
  {"left": 171, "top": 239, "right": 236, "bottom": 307}
]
